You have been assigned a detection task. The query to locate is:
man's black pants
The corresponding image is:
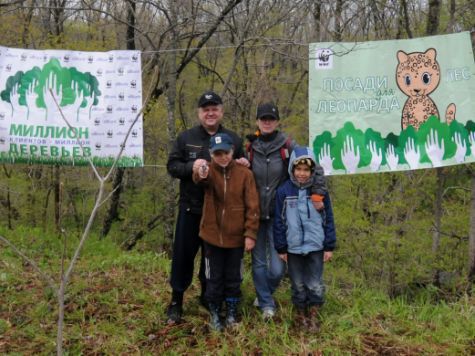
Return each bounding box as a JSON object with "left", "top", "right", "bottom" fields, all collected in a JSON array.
[{"left": 170, "top": 209, "right": 206, "bottom": 296}]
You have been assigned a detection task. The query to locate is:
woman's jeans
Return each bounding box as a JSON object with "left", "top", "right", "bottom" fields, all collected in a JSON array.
[{"left": 251, "top": 219, "right": 285, "bottom": 310}]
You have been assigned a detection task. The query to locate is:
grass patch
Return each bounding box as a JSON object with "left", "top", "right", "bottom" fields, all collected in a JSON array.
[{"left": 0, "top": 231, "right": 474, "bottom": 354}]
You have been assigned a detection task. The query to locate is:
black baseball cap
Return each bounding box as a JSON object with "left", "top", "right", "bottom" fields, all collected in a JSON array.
[
  {"left": 256, "top": 102, "right": 279, "bottom": 120},
  {"left": 198, "top": 91, "right": 223, "bottom": 107}
]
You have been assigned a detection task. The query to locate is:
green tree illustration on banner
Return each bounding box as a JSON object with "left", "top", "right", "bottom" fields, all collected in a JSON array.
[
  {"left": 1, "top": 58, "right": 101, "bottom": 121},
  {"left": 332, "top": 122, "right": 369, "bottom": 173},
  {"left": 417, "top": 116, "right": 455, "bottom": 167},
  {"left": 364, "top": 128, "right": 386, "bottom": 172},
  {"left": 312, "top": 118, "right": 475, "bottom": 174},
  {"left": 449, "top": 120, "right": 471, "bottom": 164}
]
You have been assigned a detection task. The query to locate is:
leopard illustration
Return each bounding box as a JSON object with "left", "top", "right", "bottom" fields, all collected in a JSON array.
[{"left": 396, "top": 48, "right": 456, "bottom": 130}]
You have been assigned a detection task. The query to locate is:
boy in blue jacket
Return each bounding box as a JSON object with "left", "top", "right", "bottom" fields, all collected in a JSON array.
[{"left": 273, "top": 146, "right": 336, "bottom": 330}]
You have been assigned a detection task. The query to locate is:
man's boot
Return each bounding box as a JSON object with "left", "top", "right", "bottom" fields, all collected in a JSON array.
[
  {"left": 208, "top": 302, "right": 223, "bottom": 331},
  {"left": 166, "top": 301, "right": 183, "bottom": 325},
  {"left": 225, "top": 298, "right": 239, "bottom": 328},
  {"left": 166, "top": 291, "right": 184, "bottom": 325},
  {"left": 307, "top": 305, "right": 321, "bottom": 332}
]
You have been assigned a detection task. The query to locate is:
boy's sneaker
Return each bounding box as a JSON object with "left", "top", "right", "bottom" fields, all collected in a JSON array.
[
  {"left": 307, "top": 305, "right": 321, "bottom": 332},
  {"left": 294, "top": 307, "right": 308, "bottom": 329},
  {"left": 261, "top": 307, "right": 275, "bottom": 320},
  {"left": 166, "top": 302, "right": 183, "bottom": 325}
]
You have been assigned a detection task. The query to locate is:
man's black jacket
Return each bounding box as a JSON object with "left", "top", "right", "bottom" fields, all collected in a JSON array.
[{"left": 167, "top": 124, "right": 244, "bottom": 214}]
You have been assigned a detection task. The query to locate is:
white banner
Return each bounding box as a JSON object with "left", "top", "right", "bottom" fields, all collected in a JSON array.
[
  {"left": 0, "top": 47, "right": 143, "bottom": 167},
  {"left": 309, "top": 32, "right": 475, "bottom": 175}
]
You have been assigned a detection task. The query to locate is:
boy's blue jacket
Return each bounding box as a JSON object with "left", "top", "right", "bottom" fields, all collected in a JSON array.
[{"left": 273, "top": 146, "right": 336, "bottom": 255}]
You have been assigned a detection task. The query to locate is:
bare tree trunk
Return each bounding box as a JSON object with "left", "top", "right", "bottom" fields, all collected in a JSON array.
[
  {"left": 126, "top": 0, "right": 136, "bottom": 49},
  {"left": 101, "top": 167, "right": 124, "bottom": 238},
  {"left": 101, "top": 0, "right": 136, "bottom": 238},
  {"left": 48, "top": 0, "right": 66, "bottom": 38},
  {"left": 311, "top": 0, "right": 322, "bottom": 41},
  {"left": 468, "top": 171, "right": 475, "bottom": 283},
  {"left": 369, "top": 0, "right": 382, "bottom": 39},
  {"left": 21, "top": 1, "right": 34, "bottom": 47},
  {"left": 56, "top": 274, "right": 66, "bottom": 355},
  {"left": 400, "top": 0, "right": 413, "bottom": 38},
  {"left": 54, "top": 165, "right": 61, "bottom": 232},
  {"left": 432, "top": 168, "right": 444, "bottom": 285},
  {"left": 426, "top": 0, "right": 441, "bottom": 36},
  {"left": 334, "top": 0, "right": 343, "bottom": 41},
  {"left": 164, "top": 0, "right": 179, "bottom": 243},
  {"left": 7, "top": 189, "right": 12, "bottom": 230},
  {"left": 2, "top": 165, "right": 13, "bottom": 230},
  {"left": 447, "top": 0, "right": 456, "bottom": 32},
  {"left": 426, "top": 0, "right": 442, "bottom": 285}
]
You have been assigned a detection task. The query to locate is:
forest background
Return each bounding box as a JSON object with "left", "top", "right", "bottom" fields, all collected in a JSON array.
[{"left": 0, "top": 0, "right": 474, "bottom": 354}]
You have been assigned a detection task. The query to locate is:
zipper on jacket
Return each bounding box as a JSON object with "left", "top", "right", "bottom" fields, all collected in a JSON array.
[
  {"left": 265, "top": 156, "right": 270, "bottom": 218},
  {"left": 219, "top": 166, "right": 227, "bottom": 246}
]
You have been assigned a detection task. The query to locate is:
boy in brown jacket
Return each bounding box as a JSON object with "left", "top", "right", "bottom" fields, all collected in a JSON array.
[{"left": 193, "top": 132, "right": 260, "bottom": 331}]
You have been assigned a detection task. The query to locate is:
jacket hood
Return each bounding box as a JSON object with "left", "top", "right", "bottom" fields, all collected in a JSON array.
[{"left": 288, "top": 146, "right": 317, "bottom": 188}]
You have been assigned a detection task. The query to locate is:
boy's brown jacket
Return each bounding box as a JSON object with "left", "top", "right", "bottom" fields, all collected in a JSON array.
[{"left": 193, "top": 160, "right": 260, "bottom": 248}]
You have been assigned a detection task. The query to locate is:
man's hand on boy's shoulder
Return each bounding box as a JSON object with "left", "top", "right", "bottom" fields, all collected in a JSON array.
[
  {"left": 244, "top": 237, "right": 255, "bottom": 252},
  {"left": 235, "top": 157, "right": 250, "bottom": 167},
  {"left": 324, "top": 251, "right": 333, "bottom": 262}
]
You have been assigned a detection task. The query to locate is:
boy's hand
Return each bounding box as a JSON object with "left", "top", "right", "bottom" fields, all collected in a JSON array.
[
  {"left": 244, "top": 237, "right": 255, "bottom": 252},
  {"left": 312, "top": 201, "right": 324, "bottom": 211},
  {"left": 311, "top": 194, "right": 324, "bottom": 211},
  {"left": 198, "top": 163, "right": 209, "bottom": 178},
  {"left": 324, "top": 251, "right": 333, "bottom": 262},
  {"left": 193, "top": 158, "right": 208, "bottom": 172},
  {"left": 278, "top": 253, "right": 287, "bottom": 262},
  {"left": 193, "top": 159, "right": 209, "bottom": 178}
]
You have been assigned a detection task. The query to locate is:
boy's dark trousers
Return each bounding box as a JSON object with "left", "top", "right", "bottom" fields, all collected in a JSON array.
[
  {"left": 287, "top": 250, "right": 325, "bottom": 308},
  {"left": 203, "top": 241, "right": 244, "bottom": 303}
]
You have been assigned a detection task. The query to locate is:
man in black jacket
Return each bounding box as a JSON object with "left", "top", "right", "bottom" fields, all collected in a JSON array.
[{"left": 166, "top": 90, "right": 246, "bottom": 324}]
